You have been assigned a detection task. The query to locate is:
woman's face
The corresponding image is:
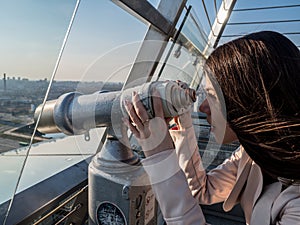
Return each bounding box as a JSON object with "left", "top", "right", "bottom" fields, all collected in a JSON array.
[{"left": 199, "top": 76, "right": 238, "bottom": 144}]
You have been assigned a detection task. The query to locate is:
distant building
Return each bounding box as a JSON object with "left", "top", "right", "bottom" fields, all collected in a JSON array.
[{"left": 3, "top": 73, "right": 6, "bottom": 92}]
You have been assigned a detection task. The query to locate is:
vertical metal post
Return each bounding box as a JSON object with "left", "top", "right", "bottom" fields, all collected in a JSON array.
[{"left": 203, "top": 0, "right": 237, "bottom": 57}]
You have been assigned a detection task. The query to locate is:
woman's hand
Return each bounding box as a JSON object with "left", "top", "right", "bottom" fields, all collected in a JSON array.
[
  {"left": 123, "top": 89, "right": 174, "bottom": 157},
  {"left": 173, "top": 109, "right": 193, "bottom": 130}
]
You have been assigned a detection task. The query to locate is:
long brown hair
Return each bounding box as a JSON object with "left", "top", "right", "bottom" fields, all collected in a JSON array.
[{"left": 205, "top": 31, "right": 300, "bottom": 179}]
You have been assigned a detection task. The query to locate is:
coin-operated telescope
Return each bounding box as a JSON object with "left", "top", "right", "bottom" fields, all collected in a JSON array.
[{"left": 34, "top": 80, "right": 196, "bottom": 225}]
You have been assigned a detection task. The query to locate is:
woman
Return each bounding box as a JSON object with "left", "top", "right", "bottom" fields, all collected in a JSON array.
[{"left": 123, "top": 31, "right": 300, "bottom": 224}]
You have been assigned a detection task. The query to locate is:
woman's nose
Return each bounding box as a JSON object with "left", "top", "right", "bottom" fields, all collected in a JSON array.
[{"left": 199, "top": 99, "right": 211, "bottom": 115}]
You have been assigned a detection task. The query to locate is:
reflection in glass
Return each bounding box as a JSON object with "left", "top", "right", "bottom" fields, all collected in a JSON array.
[
  {"left": 0, "top": 0, "right": 78, "bottom": 223},
  {"left": 1, "top": 0, "right": 148, "bottom": 223},
  {"left": 154, "top": 6, "right": 207, "bottom": 90},
  {"left": 181, "top": 8, "right": 209, "bottom": 53}
]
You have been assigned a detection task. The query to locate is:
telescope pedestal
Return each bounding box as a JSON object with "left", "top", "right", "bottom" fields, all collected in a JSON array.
[{"left": 88, "top": 131, "right": 159, "bottom": 225}]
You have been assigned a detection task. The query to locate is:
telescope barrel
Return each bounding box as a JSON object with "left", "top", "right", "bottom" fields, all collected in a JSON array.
[
  {"left": 34, "top": 81, "right": 197, "bottom": 135},
  {"left": 34, "top": 91, "right": 119, "bottom": 135}
]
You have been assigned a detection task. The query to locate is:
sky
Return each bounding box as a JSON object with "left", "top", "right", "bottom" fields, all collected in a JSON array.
[
  {"left": 0, "top": 0, "right": 299, "bottom": 82},
  {"left": 0, "top": 0, "right": 77, "bottom": 80},
  {"left": 0, "top": 0, "right": 153, "bottom": 82}
]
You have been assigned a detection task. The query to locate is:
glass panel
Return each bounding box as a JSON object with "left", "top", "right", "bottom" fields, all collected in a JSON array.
[
  {"left": 220, "top": 0, "right": 300, "bottom": 46},
  {"left": 154, "top": 41, "right": 205, "bottom": 87},
  {"left": 154, "top": 2, "right": 240, "bottom": 172},
  {"left": 181, "top": 8, "right": 209, "bottom": 53},
  {"left": 1, "top": 130, "right": 105, "bottom": 193},
  {"left": 187, "top": 0, "right": 223, "bottom": 40},
  {"left": 0, "top": 0, "right": 78, "bottom": 222},
  {"left": 52, "top": 1, "right": 147, "bottom": 82},
  {"left": 154, "top": 6, "right": 206, "bottom": 88},
  {"left": 183, "top": 1, "right": 240, "bottom": 170},
  {"left": 147, "top": 0, "right": 160, "bottom": 8},
  {"left": 1, "top": 1, "right": 148, "bottom": 222}
]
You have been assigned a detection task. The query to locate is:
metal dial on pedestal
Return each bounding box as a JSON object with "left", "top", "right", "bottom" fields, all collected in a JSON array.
[{"left": 96, "top": 202, "right": 127, "bottom": 225}]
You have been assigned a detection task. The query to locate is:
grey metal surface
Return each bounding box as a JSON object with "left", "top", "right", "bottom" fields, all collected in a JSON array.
[
  {"left": 88, "top": 136, "right": 157, "bottom": 225},
  {"left": 112, "top": 0, "right": 172, "bottom": 35},
  {"left": 34, "top": 91, "right": 119, "bottom": 134}
]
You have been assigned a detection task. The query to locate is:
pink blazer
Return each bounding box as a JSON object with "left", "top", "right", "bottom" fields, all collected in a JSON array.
[{"left": 142, "top": 126, "right": 300, "bottom": 224}]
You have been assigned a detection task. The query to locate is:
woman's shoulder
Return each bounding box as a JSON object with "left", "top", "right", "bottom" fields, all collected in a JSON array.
[{"left": 272, "top": 185, "right": 300, "bottom": 223}]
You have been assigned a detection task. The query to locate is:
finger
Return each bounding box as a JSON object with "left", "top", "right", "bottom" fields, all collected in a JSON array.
[
  {"left": 122, "top": 117, "right": 140, "bottom": 138},
  {"left": 132, "top": 91, "right": 149, "bottom": 124},
  {"left": 124, "top": 99, "right": 143, "bottom": 130},
  {"left": 152, "top": 88, "right": 164, "bottom": 119}
]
